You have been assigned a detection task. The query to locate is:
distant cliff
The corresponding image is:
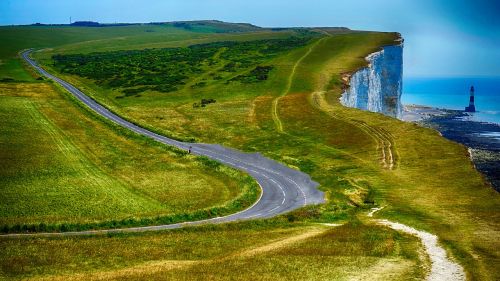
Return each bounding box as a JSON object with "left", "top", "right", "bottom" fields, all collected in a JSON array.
[{"left": 340, "top": 43, "right": 403, "bottom": 118}]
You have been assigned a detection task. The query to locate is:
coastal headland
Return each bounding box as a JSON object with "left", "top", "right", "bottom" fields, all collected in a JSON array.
[{"left": 0, "top": 21, "right": 498, "bottom": 280}]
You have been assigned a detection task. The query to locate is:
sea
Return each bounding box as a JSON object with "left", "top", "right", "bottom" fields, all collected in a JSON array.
[
  {"left": 402, "top": 77, "right": 500, "bottom": 191},
  {"left": 402, "top": 77, "right": 500, "bottom": 124}
]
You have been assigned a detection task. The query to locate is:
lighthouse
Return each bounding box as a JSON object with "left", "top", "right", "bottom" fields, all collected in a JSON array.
[{"left": 465, "top": 86, "right": 476, "bottom": 112}]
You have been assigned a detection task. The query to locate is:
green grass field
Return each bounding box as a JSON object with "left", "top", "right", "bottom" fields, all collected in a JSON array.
[
  {"left": 0, "top": 81, "right": 259, "bottom": 231},
  {"left": 0, "top": 22, "right": 498, "bottom": 280}
]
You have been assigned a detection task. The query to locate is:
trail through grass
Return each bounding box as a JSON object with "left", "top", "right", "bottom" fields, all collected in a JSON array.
[{"left": 271, "top": 37, "right": 327, "bottom": 133}]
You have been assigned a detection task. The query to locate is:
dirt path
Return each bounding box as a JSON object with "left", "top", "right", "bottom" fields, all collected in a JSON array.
[
  {"left": 369, "top": 208, "right": 466, "bottom": 281},
  {"left": 234, "top": 227, "right": 329, "bottom": 258},
  {"left": 35, "top": 226, "right": 334, "bottom": 281},
  {"left": 272, "top": 37, "right": 327, "bottom": 133},
  {"left": 311, "top": 91, "right": 398, "bottom": 169}
]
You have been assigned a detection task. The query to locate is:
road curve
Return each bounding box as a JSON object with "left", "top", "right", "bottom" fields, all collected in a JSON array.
[{"left": 5, "top": 50, "right": 325, "bottom": 237}]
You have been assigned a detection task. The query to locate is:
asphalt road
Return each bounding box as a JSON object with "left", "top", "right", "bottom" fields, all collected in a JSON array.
[{"left": 8, "top": 50, "right": 324, "bottom": 237}]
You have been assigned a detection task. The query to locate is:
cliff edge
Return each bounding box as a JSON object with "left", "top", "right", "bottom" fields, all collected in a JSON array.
[{"left": 340, "top": 42, "right": 403, "bottom": 118}]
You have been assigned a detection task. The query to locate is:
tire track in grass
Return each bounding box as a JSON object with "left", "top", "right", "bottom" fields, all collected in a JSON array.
[
  {"left": 310, "top": 91, "right": 398, "bottom": 170},
  {"left": 26, "top": 96, "right": 162, "bottom": 215},
  {"left": 24, "top": 100, "right": 112, "bottom": 209}
]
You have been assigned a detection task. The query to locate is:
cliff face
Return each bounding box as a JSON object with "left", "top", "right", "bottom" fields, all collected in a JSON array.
[{"left": 340, "top": 44, "right": 403, "bottom": 118}]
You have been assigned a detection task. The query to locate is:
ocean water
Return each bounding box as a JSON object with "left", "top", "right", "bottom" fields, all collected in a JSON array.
[{"left": 402, "top": 77, "right": 500, "bottom": 124}]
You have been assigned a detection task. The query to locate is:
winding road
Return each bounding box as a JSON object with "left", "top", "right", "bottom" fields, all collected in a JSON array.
[{"left": 8, "top": 49, "right": 325, "bottom": 237}]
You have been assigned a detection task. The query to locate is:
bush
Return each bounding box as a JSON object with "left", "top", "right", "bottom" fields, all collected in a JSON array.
[
  {"left": 193, "top": 99, "right": 216, "bottom": 108},
  {"left": 363, "top": 189, "right": 376, "bottom": 204},
  {"left": 230, "top": 65, "right": 274, "bottom": 83}
]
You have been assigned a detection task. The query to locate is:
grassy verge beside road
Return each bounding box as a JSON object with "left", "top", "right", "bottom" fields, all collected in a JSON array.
[{"left": 0, "top": 82, "right": 259, "bottom": 232}]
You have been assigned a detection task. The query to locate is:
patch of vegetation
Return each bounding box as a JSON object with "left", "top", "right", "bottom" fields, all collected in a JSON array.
[
  {"left": 51, "top": 36, "right": 313, "bottom": 95},
  {"left": 230, "top": 65, "right": 274, "bottom": 83},
  {"left": 190, "top": 81, "right": 206, "bottom": 89},
  {"left": 0, "top": 77, "right": 15, "bottom": 82},
  {"left": 167, "top": 20, "right": 262, "bottom": 33},
  {"left": 70, "top": 21, "right": 101, "bottom": 27},
  {"left": 119, "top": 86, "right": 150, "bottom": 98},
  {"left": 363, "top": 188, "right": 376, "bottom": 205},
  {"left": 193, "top": 98, "right": 216, "bottom": 108},
  {"left": 0, "top": 25, "right": 184, "bottom": 80}
]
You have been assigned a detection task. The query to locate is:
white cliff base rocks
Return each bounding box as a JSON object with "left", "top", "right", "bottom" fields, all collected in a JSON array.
[{"left": 340, "top": 44, "right": 403, "bottom": 118}]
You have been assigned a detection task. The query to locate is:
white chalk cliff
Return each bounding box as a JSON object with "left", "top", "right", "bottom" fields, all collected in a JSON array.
[{"left": 340, "top": 44, "right": 403, "bottom": 118}]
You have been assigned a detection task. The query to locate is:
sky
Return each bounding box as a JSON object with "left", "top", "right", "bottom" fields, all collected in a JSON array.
[{"left": 1, "top": 0, "right": 499, "bottom": 77}]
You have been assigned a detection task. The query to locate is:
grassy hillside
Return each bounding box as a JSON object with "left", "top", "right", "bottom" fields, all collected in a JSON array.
[
  {"left": 0, "top": 25, "right": 186, "bottom": 81},
  {"left": 164, "top": 20, "right": 263, "bottom": 33},
  {"left": 0, "top": 23, "right": 296, "bottom": 82},
  {"left": 0, "top": 21, "right": 498, "bottom": 280},
  {"left": 0, "top": 81, "right": 259, "bottom": 231}
]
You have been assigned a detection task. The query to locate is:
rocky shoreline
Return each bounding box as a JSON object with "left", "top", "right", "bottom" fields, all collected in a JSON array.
[{"left": 403, "top": 106, "right": 500, "bottom": 192}]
